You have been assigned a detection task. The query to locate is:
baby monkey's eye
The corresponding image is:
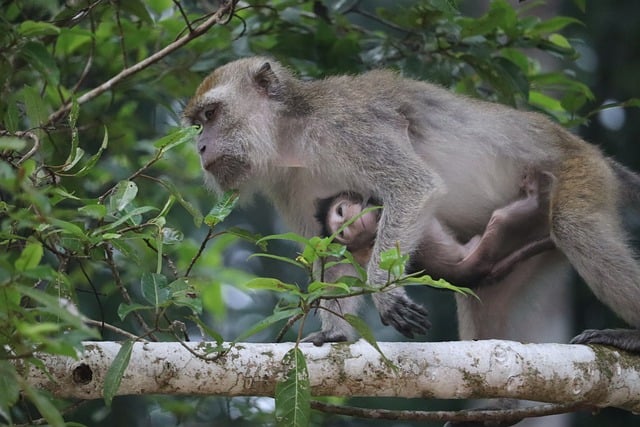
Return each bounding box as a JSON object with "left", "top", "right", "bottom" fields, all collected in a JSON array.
[{"left": 336, "top": 205, "right": 343, "bottom": 216}]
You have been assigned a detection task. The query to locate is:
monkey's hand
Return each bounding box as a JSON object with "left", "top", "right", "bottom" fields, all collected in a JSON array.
[
  {"left": 302, "top": 331, "right": 349, "bottom": 347},
  {"left": 570, "top": 328, "right": 640, "bottom": 353},
  {"left": 374, "top": 289, "right": 431, "bottom": 338}
]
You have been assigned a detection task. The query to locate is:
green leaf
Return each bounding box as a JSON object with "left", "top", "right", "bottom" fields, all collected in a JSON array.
[
  {"left": 404, "top": 274, "right": 478, "bottom": 298},
  {"left": 18, "top": 21, "right": 60, "bottom": 37},
  {"left": 155, "top": 126, "right": 201, "bottom": 151},
  {"left": 257, "top": 232, "right": 311, "bottom": 247},
  {"left": 531, "top": 16, "right": 582, "bottom": 34},
  {"left": 23, "top": 386, "right": 65, "bottom": 427},
  {"left": 169, "top": 278, "right": 202, "bottom": 314},
  {"left": 244, "top": 277, "right": 300, "bottom": 293},
  {"left": 78, "top": 204, "right": 107, "bottom": 220},
  {"left": 150, "top": 176, "right": 203, "bottom": 226},
  {"left": 548, "top": 33, "right": 571, "bottom": 49},
  {"left": 91, "top": 206, "right": 156, "bottom": 236},
  {"left": 22, "top": 85, "right": 48, "bottom": 129},
  {"left": 275, "top": 347, "right": 310, "bottom": 427},
  {"left": 117, "top": 303, "right": 154, "bottom": 320},
  {"left": 0, "top": 136, "right": 27, "bottom": 151},
  {"left": 140, "top": 272, "right": 170, "bottom": 307},
  {"left": 235, "top": 307, "right": 302, "bottom": 342},
  {"left": 344, "top": 314, "right": 395, "bottom": 369},
  {"left": 109, "top": 180, "right": 138, "bottom": 212},
  {"left": 379, "top": 247, "right": 409, "bottom": 279},
  {"left": 120, "top": 0, "right": 153, "bottom": 24},
  {"left": 104, "top": 340, "right": 134, "bottom": 406},
  {"left": 249, "top": 253, "right": 308, "bottom": 270},
  {"left": 14, "top": 240, "right": 43, "bottom": 271},
  {"left": 0, "top": 362, "right": 20, "bottom": 410},
  {"left": 75, "top": 125, "right": 109, "bottom": 177},
  {"left": 226, "top": 227, "right": 266, "bottom": 250},
  {"left": 204, "top": 190, "right": 239, "bottom": 227}
]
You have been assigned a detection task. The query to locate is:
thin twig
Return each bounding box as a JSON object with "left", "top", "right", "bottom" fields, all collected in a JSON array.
[
  {"left": 84, "top": 318, "right": 146, "bottom": 341},
  {"left": 310, "top": 401, "right": 592, "bottom": 423},
  {"left": 47, "top": 0, "right": 239, "bottom": 125}
]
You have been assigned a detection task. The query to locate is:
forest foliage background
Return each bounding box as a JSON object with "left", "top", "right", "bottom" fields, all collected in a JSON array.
[{"left": 1, "top": 0, "right": 639, "bottom": 426}]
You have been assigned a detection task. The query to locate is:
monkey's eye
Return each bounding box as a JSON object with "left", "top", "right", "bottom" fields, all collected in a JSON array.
[
  {"left": 200, "top": 104, "right": 219, "bottom": 123},
  {"left": 336, "top": 205, "right": 343, "bottom": 217}
]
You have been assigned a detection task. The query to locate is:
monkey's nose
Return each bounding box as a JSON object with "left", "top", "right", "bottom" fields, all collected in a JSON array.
[{"left": 197, "top": 141, "right": 206, "bottom": 154}]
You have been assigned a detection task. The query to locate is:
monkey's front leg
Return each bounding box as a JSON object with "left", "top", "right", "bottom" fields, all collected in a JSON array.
[{"left": 367, "top": 172, "right": 439, "bottom": 338}]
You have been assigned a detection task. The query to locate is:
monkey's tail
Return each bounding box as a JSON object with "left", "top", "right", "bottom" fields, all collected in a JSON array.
[{"left": 608, "top": 158, "right": 640, "bottom": 207}]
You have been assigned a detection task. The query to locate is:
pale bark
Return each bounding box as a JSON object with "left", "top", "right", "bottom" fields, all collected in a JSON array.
[{"left": 27, "top": 340, "right": 640, "bottom": 413}]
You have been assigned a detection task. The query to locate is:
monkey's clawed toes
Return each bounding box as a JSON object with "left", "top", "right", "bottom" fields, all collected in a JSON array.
[
  {"left": 379, "top": 298, "right": 431, "bottom": 339},
  {"left": 570, "top": 328, "right": 640, "bottom": 353},
  {"left": 301, "top": 331, "right": 349, "bottom": 347}
]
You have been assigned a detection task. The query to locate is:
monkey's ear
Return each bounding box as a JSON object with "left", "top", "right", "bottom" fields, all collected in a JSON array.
[{"left": 253, "top": 62, "right": 281, "bottom": 97}]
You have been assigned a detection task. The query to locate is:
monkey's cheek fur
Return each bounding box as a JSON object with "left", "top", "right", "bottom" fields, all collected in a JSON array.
[{"left": 202, "top": 155, "right": 252, "bottom": 191}]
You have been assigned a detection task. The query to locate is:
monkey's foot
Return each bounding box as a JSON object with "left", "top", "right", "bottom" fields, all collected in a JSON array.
[
  {"left": 302, "top": 330, "right": 349, "bottom": 347},
  {"left": 377, "top": 294, "right": 431, "bottom": 338},
  {"left": 570, "top": 328, "right": 640, "bottom": 353}
]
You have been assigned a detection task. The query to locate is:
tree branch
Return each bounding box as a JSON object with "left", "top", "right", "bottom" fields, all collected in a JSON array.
[
  {"left": 46, "top": 0, "right": 239, "bottom": 125},
  {"left": 27, "top": 340, "right": 640, "bottom": 416}
]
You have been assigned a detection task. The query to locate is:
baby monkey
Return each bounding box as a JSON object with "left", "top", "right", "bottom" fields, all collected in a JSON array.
[{"left": 316, "top": 169, "right": 556, "bottom": 287}]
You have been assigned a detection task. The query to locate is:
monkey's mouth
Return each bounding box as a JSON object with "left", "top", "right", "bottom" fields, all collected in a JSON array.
[{"left": 202, "top": 155, "right": 251, "bottom": 190}]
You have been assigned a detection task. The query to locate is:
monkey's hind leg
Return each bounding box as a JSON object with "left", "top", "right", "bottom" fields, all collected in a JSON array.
[{"left": 552, "top": 156, "right": 640, "bottom": 353}]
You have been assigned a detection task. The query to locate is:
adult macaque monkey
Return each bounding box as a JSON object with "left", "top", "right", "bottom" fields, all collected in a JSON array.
[
  {"left": 184, "top": 56, "right": 640, "bottom": 353},
  {"left": 316, "top": 169, "right": 556, "bottom": 287}
]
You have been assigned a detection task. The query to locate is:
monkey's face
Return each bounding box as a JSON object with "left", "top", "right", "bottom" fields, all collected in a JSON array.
[
  {"left": 328, "top": 197, "right": 379, "bottom": 251},
  {"left": 183, "top": 58, "right": 285, "bottom": 192}
]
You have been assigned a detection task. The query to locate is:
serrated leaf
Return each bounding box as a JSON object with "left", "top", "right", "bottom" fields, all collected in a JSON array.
[
  {"left": 204, "top": 190, "right": 239, "bottom": 227},
  {"left": 14, "top": 240, "right": 43, "bottom": 271},
  {"left": 140, "top": 272, "right": 169, "bottom": 307},
  {"left": 104, "top": 340, "right": 133, "bottom": 406},
  {"left": 275, "top": 347, "right": 310, "bottom": 427},
  {"left": 234, "top": 307, "right": 302, "bottom": 342}
]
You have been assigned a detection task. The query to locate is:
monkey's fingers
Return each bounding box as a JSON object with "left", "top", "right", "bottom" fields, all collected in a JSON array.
[
  {"left": 379, "top": 299, "right": 431, "bottom": 338},
  {"left": 301, "top": 331, "right": 349, "bottom": 347},
  {"left": 570, "top": 328, "right": 640, "bottom": 353}
]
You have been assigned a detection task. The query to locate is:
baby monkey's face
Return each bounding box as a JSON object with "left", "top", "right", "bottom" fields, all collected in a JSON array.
[{"left": 327, "top": 196, "right": 380, "bottom": 250}]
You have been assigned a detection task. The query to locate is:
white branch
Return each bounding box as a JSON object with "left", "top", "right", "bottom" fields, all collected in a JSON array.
[{"left": 27, "top": 340, "right": 640, "bottom": 413}]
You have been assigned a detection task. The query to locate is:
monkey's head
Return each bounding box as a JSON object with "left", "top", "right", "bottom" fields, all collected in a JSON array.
[
  {"left": 315, "top": 192, "right": 381, "bottom": 251},
  {"left": 183, "top": 57, "right": 294, "bottom": 193}
]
